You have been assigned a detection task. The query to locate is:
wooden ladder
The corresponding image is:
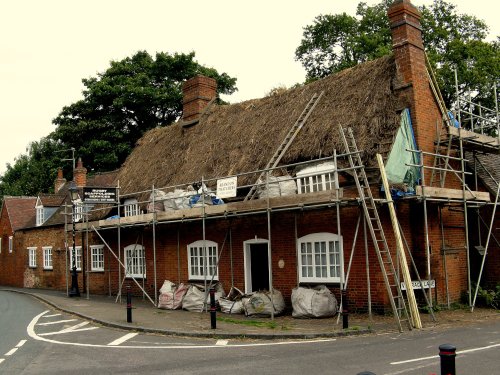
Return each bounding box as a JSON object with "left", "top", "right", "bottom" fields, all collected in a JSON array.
[
  {"left": 244, "top": 91, "right": 324, "bottom": 201},
  {"left": 339, "top": 126, "right": 412, "bottom": 332}
]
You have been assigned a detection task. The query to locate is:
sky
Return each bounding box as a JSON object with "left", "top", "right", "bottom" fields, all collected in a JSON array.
[{"left": 1, "top": 0, "right": 499, "bottom": 175}]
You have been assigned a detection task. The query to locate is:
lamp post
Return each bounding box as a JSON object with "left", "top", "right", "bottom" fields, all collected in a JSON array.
[{"left": 68, "top": 182, "right": 80, "bottom": 297}]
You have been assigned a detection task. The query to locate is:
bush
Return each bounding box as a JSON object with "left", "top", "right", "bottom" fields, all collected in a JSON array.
[{"left": 475, "top": 284, "right": 500, "bottom": 309}]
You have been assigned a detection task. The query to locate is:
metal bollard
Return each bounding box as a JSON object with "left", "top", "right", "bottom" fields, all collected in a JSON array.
[
  {"left": 357, "top": 372, "right": 376, "bottom": 375},
  {"left": 210, "top": 287, "right": 216, "bottom": 329},
  {"left": 342, "top": 289, "right": 349, "bottom": 329},
  {"left": 127, "top": 285, "right": 132, "bottom": 323},
  {"left": 439, "top": 344, "right": 456, "bottom": 375}
]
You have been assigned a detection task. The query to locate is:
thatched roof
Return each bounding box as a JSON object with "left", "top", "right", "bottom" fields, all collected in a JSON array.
[{"left": 117, "top": 54, "right": 405, "bottom": 196}]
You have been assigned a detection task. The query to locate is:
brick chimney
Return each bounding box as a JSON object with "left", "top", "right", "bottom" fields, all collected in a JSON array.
[
  {"left": 54, "top": 168, "right": 66, "bottom": 193},
  {"left": 74, "top": 157, "right": 87, "bottom": 188},
  {"left": 388, "top": 0, "right": 440, "bottom": 157},
  {"left": 182, "top": 75, "right": 217, "bottom": 122}
]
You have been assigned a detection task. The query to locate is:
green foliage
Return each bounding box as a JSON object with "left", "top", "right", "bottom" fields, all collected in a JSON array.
[
  {"left": 0, "top": 51, "right": 237, "bottom": 198},
  {"left": 52, "top": 50, "right": 237, "bottom": 172},
  {"left": 475, "top": 284, "right": 500, "bottom": 309},
  {"left": 0, "top": 137, "right": 64, "bottom": 200},
  {"left": 295, "top": 0, "right": 499, "bottom": 108}
]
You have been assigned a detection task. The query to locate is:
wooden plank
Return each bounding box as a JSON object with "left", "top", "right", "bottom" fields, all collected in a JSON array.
[
  {"left": 377, "top": 154, "right": 422, "bottom": 329},
  {"left": 416, "top": 186, "right": 490, "bottom": 202},
  {"left": 448, "top": 126, "right": 499, "bottom": 147}
]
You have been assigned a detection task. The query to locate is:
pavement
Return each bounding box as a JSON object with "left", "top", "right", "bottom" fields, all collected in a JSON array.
[{"left": 1, "top": 287, "right": 499, "bottom": 340}]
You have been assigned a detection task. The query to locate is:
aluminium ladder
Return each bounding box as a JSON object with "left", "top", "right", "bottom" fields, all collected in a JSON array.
[
  {"left": 339, "top": 126, "right": 412, "bottom": 332},
  {"left": 244, "top": 91, "right": 324, "bottom": 201}
]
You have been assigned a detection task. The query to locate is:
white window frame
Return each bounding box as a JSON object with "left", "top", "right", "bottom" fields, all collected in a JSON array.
[
  {"left": 124, "top": 198, "right": 139, "bottom": 217},
  {"left": 297, "top": 232, "right": 343, "bottom": 283},
  {"left": 187, "top": 240, "right": 218, "bottom": 281},
  {"left": 124, "top": 244, "right": 145, "bottom": 278},
  {"left": 74, "top": 199, "right": 84, "bottom": 222},
  {"left": 8, "top": 236, "right": 13, "bottom": 253},
  {"left": 28, "top": 247, "right": 37, "bottom": 268},
  {"left": 296, "top": 163, "right": 337, "bottom": 194},
  {"left": 36, "top": 205, "right": 45, "bottom": 226},
  {"left": 91, "top": 245, "right": 105, "bottom": 271},
  {"left": 43, "top": 246, "right": 53, "bottom": 270},
  {"left": 69, "top": 246, "right": 82, "bottom": 271}
]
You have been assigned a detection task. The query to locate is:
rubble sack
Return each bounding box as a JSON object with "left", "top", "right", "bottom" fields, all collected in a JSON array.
[{"left": 291, "top": 285, "right": 337, "bottom": 318}]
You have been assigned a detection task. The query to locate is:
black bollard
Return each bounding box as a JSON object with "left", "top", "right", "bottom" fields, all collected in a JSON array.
[
  {"left": 357, "top": 372, "right": 376, "bottom": 375},
  {"left": 439, "top": 344, "right": 456, "bottom": 375},
  {"left": 126, "top": 285, "right": 132, "bottom": 323},
  {"left": 342, "top": 289, "right": 349, "bottom": 329},
  {"left": 210, "top": 287, "right": 216, "bottom": 329}
]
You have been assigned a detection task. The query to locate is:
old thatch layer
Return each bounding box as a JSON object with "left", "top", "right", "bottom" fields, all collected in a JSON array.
[{"left": 117, "top": 55, "right": 405, "bottom": 196}]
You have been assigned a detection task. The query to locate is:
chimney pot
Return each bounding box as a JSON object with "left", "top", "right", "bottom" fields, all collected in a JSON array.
[
  {"left": 182, "top": 75, "right": 217, "bottom": 122},
  {"left": 74, "top": 157, "right": 87, "bottom": 188},
  {"left": 54, "top": 167, "right": 67, "bottom": 193}
]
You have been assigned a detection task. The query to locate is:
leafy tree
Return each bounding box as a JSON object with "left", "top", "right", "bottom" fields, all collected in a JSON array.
[
  {"left": 295, "top": 0, "right": 499, "bottom": 109},
  {"left": 0, "top": 51, "right": 237, "bottom": 200},
  {"left": 52, "top": 50, "right": 237, "bottom": 171},
  {"left": 0, "top": 137, "right": 64, "bottom": 200}
]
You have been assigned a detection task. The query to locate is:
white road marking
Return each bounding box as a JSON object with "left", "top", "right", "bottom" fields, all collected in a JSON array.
[
  {"left": 39, "top": 327, "right": 99, "bottom": 336},
  {"left": 216, "top": 340, "right": 228, "bottom": 346},
  {"left": 43, "top": 314, "right": 61, "bottom": 318},
  {"left": 39, "top": 321, "right": 98, "bottom": 336},
  {"left": 108, "top": 333, "right": 139, "bottom": 346},
  {"left": 15, "top": 340, "right": 27, "bottom": 348},
  {"left": 5, "top": 348, "right": 18, "bottom": 356},
  {"left": 37, "top": 319, "right": 77, "bottom": 326},
  {"left": 385, "top": 360, "right": 439, "bottom": 375},
  {"left": 0, "top": 359, "right": 4, "bottom": 364},
  {"left": 29, "top": 310, "right": 337, "bottom": 349},
  {"left": 391, "top": 342, "right": 500, "bottom": 365}
]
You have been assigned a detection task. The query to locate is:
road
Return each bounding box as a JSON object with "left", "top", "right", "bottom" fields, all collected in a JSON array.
[{"left": 0, "top": 290, "right": 499, "bottom": 374}]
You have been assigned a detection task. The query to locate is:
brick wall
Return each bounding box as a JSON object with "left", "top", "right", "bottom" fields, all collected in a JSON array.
[{"left": 182, "top": 75, "right": 217, "bottom": 121}]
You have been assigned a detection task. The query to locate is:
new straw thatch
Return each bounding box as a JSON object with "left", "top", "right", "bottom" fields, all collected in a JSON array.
[{"left": 117, "top": 54, "right": 406, "bottom": 196}]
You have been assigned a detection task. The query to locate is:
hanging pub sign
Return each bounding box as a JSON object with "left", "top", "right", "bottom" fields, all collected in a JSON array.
[
  {"left": 216, "top": 176, "right": 237, "bottom": 198},
  {"left": 83, "top": 187, "right": 118, "bottom": 203}
]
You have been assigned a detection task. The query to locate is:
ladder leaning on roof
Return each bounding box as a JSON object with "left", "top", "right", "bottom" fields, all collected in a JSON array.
[
  {"left": 244, "top": 91, "right": 325, "bottom": 201},
  {"left": 339, "top": 126, "right": 413, "bottom": 332}
]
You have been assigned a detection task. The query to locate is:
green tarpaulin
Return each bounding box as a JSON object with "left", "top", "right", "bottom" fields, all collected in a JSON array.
[{"left": 385, "top": 108, "right": 420, "bottom": 192}]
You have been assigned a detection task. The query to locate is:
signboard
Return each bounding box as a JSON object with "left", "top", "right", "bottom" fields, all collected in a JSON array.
[
  {"left": 216, "top": 177, "right": 237, "bottom": 199},
  {"left": 401, "top": 279, "right": 435, "bottom": 291},
  {"left": 83, "top": 187, "right": 117, "bottom": 203}
]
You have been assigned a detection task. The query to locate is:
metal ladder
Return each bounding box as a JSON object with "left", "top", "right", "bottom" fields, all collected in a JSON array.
[
  {"left": 339, "top": 126, "right": 412, "bottom": 332},
  {"left": 244, "top": 91, "right": 324, "bottom": 201}
]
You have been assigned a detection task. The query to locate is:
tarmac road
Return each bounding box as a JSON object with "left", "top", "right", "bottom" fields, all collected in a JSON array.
[{"left": 1, "top": 290, "right": 499, "bottom": 374}]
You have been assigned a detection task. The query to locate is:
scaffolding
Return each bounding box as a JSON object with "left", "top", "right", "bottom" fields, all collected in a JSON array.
[{"left": 64, "top": 71, "right": 499, "bottom": 330}]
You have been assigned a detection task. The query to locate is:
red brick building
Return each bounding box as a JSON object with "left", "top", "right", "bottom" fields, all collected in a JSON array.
[{"left": 1, "top": 0, "right": 498, "bottom": 325}]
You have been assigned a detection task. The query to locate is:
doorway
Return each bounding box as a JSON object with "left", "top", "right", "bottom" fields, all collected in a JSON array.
[{"left": 243, "top": 239, "right": 270, "bottom": 293}]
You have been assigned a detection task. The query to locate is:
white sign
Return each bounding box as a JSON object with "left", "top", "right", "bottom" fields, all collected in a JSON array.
[
  {"left": 216, "top": 177, "right": 237, "bottom": 198},
  {"left": 401, "top": 280, "right": 435, "bottom": 291}
]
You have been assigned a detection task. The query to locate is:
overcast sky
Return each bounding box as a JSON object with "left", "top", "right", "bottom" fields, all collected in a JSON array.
[{"left": 1, "top": 0, "right": 499, "bottom": 175}]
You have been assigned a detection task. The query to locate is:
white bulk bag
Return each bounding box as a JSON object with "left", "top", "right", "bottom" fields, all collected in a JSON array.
[
  {"left": 242, "top": 289, "right": 285, "bottom": 317},
  {"left": 291, "top": 285, "right": 337, "bottom": 318},
  {"left": 182, "top": 283, "right": 225, "bottom": 312}
]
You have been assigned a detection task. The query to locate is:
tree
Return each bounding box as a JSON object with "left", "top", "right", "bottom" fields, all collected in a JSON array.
[
  {"left": 0, "top": 51, "right": 237, "bottom": 200},
  {"left": 0, "top": 137, "right": 64, "bottom": 200},
  {"left": 295, "top": 0, "right": 499, "bottom": 109},
  {"left": 52, "top": 51, "right": 237, "bottom": 171}
]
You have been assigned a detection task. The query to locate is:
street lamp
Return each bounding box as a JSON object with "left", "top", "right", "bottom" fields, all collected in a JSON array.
[{"left": 68, "top": 182, "right": 80, "bottom": 297}]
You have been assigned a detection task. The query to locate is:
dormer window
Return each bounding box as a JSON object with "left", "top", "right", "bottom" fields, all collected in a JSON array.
[
  {"left": 124, "top": 198, "right": 139, "bottom": 217},
  {"left": 36, "top": 203, "right": 45, "bottom": 226},
  {"left": 296, "top": 162, "right": 337, "bottom": 194}
]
